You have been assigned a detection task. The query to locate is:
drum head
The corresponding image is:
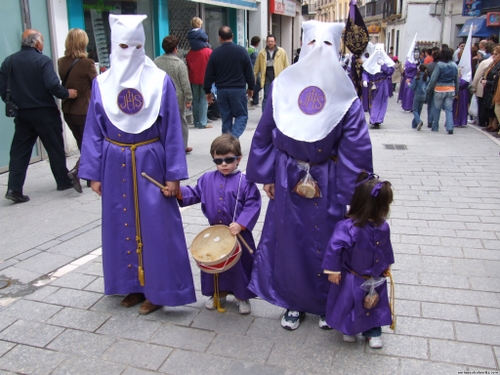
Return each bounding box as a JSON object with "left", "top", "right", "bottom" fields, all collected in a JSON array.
[{"left": 191, "top": 225, "right": 237, "bottom": 265}]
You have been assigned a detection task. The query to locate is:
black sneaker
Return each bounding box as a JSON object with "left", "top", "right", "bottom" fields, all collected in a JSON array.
[{"left": 280, "top": 310, "right": 305, "bottom": 330}]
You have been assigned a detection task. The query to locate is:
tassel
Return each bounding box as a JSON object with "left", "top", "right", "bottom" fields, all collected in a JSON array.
[{"left": 213, "top": 273, "right": 226, "bottom": 313}]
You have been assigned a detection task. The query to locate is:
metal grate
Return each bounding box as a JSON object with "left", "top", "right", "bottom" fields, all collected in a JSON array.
[
  {"left": 167, "top": 0, "right": 199, "bottom": 60},
  {"left": 383, "top": 144, "right": 407, "bottom": 150}
]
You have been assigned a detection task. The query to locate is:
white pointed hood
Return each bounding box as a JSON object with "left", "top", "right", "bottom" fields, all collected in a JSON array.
[
  {"left": 273, "top": 21, "right": 357, "bottom": 142},
  {"left": 97, "top": 14, "right": 165, "bottom": 134},
  {"left": 362, "top": 43, "right": 395, "bottom": 75}
]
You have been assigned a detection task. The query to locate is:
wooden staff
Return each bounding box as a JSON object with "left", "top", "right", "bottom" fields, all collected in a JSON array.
[{"left": 141, "top": 172, "right": 166, "bottom": 189}]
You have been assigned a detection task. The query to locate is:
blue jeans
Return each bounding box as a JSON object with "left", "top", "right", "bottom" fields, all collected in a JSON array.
[
  {"left": 217, "top": 87, "right": 248, "bottom": 138},
  {"left": 262, "top": 83, "right": 271, "bottom": 113},
  {"left": 432, "top": 91, "right": 455, "bottom": 132},
  {"left": 362, "top": 326, "right": 382, "bottom": 338},
  {"left": 412, "top": 96, "right": 425, "bottom": 128},
  {"left": 191, "top": 84, "right": 208, "bottom": 128},
  {"left": 427, "top": 91, "right": 435, "bottom": 126}
]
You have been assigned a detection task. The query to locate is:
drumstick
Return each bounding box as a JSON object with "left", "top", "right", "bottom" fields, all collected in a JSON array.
[
  {"left": 237, "top": 233, "right": 254, "bottom": 254},
  {"left": 141, "top": 172, "right": 166, "bottom": 189}
]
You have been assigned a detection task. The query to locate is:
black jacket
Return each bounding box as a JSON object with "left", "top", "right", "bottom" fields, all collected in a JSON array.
[{"left": 0, "top": 46, "right": 69, "bottom": 110}]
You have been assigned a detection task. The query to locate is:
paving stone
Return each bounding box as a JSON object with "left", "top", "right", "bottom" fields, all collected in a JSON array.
[
  {"left": 421, "top": 256, "right": 455, "bottom": 274},
  {"left": 420, "top": 245, "right": 464, "bottom": 258},
  {"left": 142, "top": 305, "right": 199, "bottom": 326},
  {"left": 14, "top": 251, "right": 74, "bottom": 275},
  {"left": 366, "top": 334, "right": 428, "bottom": 359},
  {"left": 266, "top": 341, "right": 334, "bottom": 374},
  {"left": 482, "top": 260, "right": 500, "bottom": 278},
  {"left": 0, "top": 260, "right": 18, "bottom": 272},
  {"left": 0, "top": 299, "right": 62, "bottom": 322},
  {"left": 478, "top": 307, "right": 500, "bottom": 325},
  {"left": 0, "top": 344, "right": 67, "bottom": 375},
  {"left": 455, "top": 322, "right": 500, "bottom": 346},
  {"left": 224, "top": 361, "right": 290, "bottom": 375},
  {"left": 84, "top": 277, "right": 104, "bottom": 293},
  {"left": 49, "top": 272, "right": 97, "bottom": 289},
  {"left": 469, "top": 276, "right": 500, "bottom": 293},
  {"left": 331, "top": 346, "right": 400, "bottom": 374},
  {"left": 395, "top": 299, "right": 421, "bottom": 317},
  {"left": 13, "top": 249, "right": 41, "bottom": 261},
  {"left": 90, "top": 295, "right": 141, "bottom": 317},
  {"left": 207, "top": 333, "right": 274, "bottom": 363},
  {"left": 191, "top": 308, "right": 253, "bottom": 335},
  {"left": 441, "top": 237, "right": 483, "bottom": 249},
  {"left": 96, "top": 315, "right": 162, "bottom": 341},
  {"left": 36, "top": 240, "right": 62, "bottom": 251},
  {"left": 394, "top": 316, "right": 454, "bottom": 340},
  {"left": 122, "top": 368, "right": 159, "bottom": 375},
  {"left": 399, "top": 234, "right": 441, "bottom": 246},
  {"left": 101, "top": 338, "right": 172, "bottom": 371},
  {"left": 42, "top": 287, "right": 102, "bottom": 309},
  {"left": 463, "top": 248, "right": 500, "bottom": 261},
  {"left": 397, "top": 284, "right": 500, "bottom": 308},
  {"left": 149, "top": 323, "right": 215, "bottom": 352},
  {"left": 0, "top": 316, "right": 16, "bottom": 332},
  {"left": 421, "top": 302, "right": 478, "bottom": 323},
  {"left": 453, "top": 258, "right": 488, "bottom": 277},
  {"left": 47, "top": 329, "right": 116, "bottom": 357},
  {"left": 48, "top": 227, "right": 102, "bottom": 258},
  {"left": 0, "top": 340, "right": 15, "bottom": 357},
  {"left": 246, "top": 316, "right": 309, "bottom": 345},
  {"left": 400, "top": 358, "right": 467, "bottom": 374},
  {"left": 73, "top": 261, "right": 103, "bottom": 276},
  {"left": 24, "top": 285, "right": 59, "bottom": 302},
  {"left": 51, "top": 355, "right": 125, "bottom": 375},
  {"left": 247, "top": 298, "right": 284, "bottom": 319},
  {"left": 158, "top": 349, "right": 234, "bottom": 375},
  {"left": 0, "top": 319, "right": 64, "bottom": 347},
  {"left": 418, "top": 273, "right": 470, "bottom": 289},
  {"left": 46, "top": 306, "right": 110, "bottom": 331},
  {"left": 430, "top": 339, "right": 496, "bottom": 368},
  {"left": 0, "top": 266, "right": 44, "bottom": 284}
]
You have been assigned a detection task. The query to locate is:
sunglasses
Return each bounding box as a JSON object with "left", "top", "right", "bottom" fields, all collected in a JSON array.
[{"left": 213, "top": 156, "right": 238, "bottom": 165}]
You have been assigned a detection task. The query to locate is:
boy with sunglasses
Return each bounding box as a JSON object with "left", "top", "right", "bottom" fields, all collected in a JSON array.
[{"left": 164, "top": 134, "right": 261, "bottom": 314}]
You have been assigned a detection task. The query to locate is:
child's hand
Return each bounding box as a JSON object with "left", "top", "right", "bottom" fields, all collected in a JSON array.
[
  {"left": 328, "top": 273, "right": 341, "bottom": 285},
  {"left": 161, "top": 186, "right": 170, "bottom": 197},
  {"left": 229, "top": 222, "right": 242, "bottom": 235},
  {"left": 164, "top": 181, "right": 179, "bottom": 197}
]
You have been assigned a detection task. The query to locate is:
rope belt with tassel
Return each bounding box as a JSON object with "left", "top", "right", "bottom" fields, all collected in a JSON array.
[{"left": 105, "top": 137, "right": 160, "bottom": 286}]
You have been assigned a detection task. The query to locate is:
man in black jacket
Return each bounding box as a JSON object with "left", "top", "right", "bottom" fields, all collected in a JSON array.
[
  {"left": 0, "top": 29, "right": 80, "bottom": 203},
  {"left": 204, "top": 26, "right": 254, "bottom": 138}
]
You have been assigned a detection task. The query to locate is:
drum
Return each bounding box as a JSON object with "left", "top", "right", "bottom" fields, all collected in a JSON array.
[{"left": 190, "top": 225, "right": 241, "bottom": 274}]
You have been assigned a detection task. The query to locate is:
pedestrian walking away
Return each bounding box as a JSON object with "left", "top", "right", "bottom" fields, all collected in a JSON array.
[
  {"left": 0, "top": 29, "right": 80, "bottom": 203},
  {"left": 204, "top": 26, "right": 255, "bottom": 138},
  {"left": 78, "top": 14, "right": 196, "bottom": 315}
]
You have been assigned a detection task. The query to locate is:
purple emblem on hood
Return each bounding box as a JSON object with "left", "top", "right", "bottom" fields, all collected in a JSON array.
[
  {"left": 117, "top": 88, "right": 143, "bottom": 115},
  {"left": 298, "top": 86, "right": 326, "bottom": 115}
]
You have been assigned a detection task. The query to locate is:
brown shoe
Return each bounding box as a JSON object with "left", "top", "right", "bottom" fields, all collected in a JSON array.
[
  {"left": 120, "top": 293, "right": 145, "bottom": 307},
  {"left": 139, "top": 300, "right": 161, "bottom": 315},
  {"left": 185, "top": 147, "right": 193, "bottom": 153}
]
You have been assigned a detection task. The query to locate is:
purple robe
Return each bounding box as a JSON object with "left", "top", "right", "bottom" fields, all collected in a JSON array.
[
  {"left": 401, "top": 62, "right": 418, "bottom": 111},
  {"left": 362, "top": 85, "right": 369, "bottom": 112},
  {"left": 79, "top": 76, "right": 196, "bottom": 307},
  {"left": 453, "top": 78, "right": 470, "bottom": 127},
  {"left": 179, "top": 170, "right": 261, "bottom": 300},
  {"left": 246, "top": 84, "right": 373, "bottom": 316},
  {"left": 387, "top": 76, "right": 393, "bottom": 98},
  {"left": 322, "top": 218, "right": 394, "bottom": 335},
  {"left": 362, "top": 65, "right": 395, "bottom": 125}
]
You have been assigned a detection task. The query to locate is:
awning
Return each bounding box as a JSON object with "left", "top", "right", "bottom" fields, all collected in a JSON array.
[
  {"left": 458, "top": 17, "right": 499, "bottom": 37},
  {"left": 189, "top": 0, "right": 257, "bottom": 11}
]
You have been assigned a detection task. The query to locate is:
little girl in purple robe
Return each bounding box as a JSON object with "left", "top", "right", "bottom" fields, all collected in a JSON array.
[
  {"left": 322, "top": 171, "right": 395, "bottom": 349},
  {"left": 168, "top": 134, "right": 261, "bottom": 314}
]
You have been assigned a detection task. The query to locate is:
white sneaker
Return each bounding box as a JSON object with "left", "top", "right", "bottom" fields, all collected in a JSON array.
[
  {"left": 367, "top": 336, "right": 383, "bottom": 349},
  {"left": 236, "top": 299, "right": 251, "bottom": 314},
  {"left": 343, "top": 334, "right": 356, "bottom": 343},
  {"left": 318, "top": 315, "right": 332, "bottom": 330},
  {"left": 205, "top": 296, "right": 226, "bottom": 310},
  {"left": 280, "top": 310, "right": 305, "bottom": 330}
]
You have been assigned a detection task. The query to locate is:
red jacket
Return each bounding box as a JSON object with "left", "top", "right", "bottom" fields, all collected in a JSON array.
[{"left": 186, "top": 48, "right": 212, "bottom": 85}]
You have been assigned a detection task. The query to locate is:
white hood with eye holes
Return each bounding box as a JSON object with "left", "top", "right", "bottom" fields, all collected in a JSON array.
[
  {"left": 97, "top": 14, "right": 166, "bottom": 134},
  {"left": 272, "top": 21, "right": 357, "bottom": 142}
]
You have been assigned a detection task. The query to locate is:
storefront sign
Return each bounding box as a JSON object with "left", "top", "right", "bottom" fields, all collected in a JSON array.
[
  {"left": 367, "top": 24, "right": 381, "bottom": 34},
  {"left": 486, "top": 12, "right": 500, "bottom": 27},
  {"left": 270, "top": 0, "right": 296, "bottom": 17},
  {"left": 462, "top": 0, "right": 481, "bottom": 17}
]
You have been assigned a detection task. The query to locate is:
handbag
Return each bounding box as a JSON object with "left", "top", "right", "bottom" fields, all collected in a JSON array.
[{"left": 5, "top": 57, "right": 18, "bottom": 118}]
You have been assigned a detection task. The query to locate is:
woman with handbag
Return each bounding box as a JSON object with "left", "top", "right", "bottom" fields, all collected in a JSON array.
[
  {"left": 58, "top": 28, "right": 98, "bottom": 185},
  {"left": 481, "top": 46, "right": 500, "bottom": 132}
]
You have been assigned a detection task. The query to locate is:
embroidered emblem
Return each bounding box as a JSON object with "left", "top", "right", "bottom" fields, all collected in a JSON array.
[
  {"left": 298, "top": 86, "right": 326, "bottom": 115},
  {"left": 117, "top": 88, "right": 143, "bottom": 115}
]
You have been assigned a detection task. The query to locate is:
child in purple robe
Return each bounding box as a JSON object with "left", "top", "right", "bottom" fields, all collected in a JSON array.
[
  {"left": 322, "top": 171, "right": 395, "bottom": 349},
  {"left": 169, "top": 134, "right": 261, "bottom": 314}
]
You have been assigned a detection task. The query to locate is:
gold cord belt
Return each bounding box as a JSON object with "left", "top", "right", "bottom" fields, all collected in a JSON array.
[
  {"left": 105, "top": 137, "right": 160, "bottom": 286},
  {"left": 349, "top": 268, "right": 396, "bottom": 330}
]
